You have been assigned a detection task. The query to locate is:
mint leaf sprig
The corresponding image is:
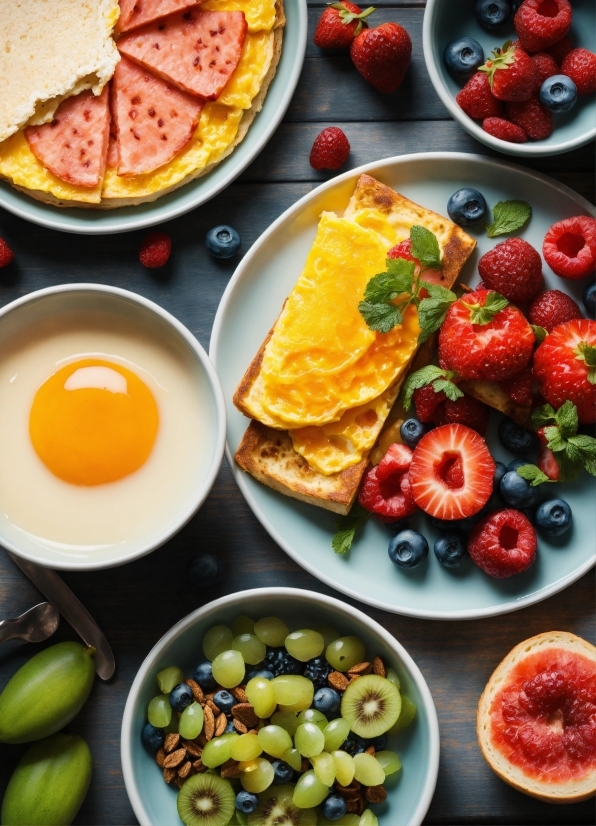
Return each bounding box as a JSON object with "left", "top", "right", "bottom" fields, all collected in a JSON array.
[
  {"left": 486, "top": 200, "right": 532, "bottom": 238},
  {"left": 332, "top": 503, "right": 370, "bottom": 555},
  {"left": 401, "top": 365, "right": 463, "bottom": 411}
]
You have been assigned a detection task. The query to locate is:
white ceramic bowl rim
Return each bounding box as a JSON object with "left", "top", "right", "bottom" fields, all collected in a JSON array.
[
  {"left": 120, "top": 586, "right": 441, "bottom": 826},
  {"left": 0, "top": 283, "right": 226, "bottom": 571},
  {"left": 422, "top": 0, "right": 596, "bottom": 157}
]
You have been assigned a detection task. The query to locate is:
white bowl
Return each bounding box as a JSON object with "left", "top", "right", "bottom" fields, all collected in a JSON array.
[
  {"left": 121, "top": 587, "right": 440, "bottom": 826},
  {"left": 0, "top": 284, "right": 226, "bottom": 570}
]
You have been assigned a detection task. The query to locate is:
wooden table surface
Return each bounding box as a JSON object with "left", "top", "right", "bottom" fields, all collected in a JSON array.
[{"left": 0, "top": 2, "right": 594, "bottom": 824}]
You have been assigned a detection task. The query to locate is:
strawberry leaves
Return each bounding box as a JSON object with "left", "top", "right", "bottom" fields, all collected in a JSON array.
[
  {"left": 401, "top": 365, "right": 463, "bottom": 411},
  {"left": 575, "top": 341, "right": 596, "bottom": 385},
  {"left": 462, "top": 290, "right": 508, "bottom": 325},
  {"left": 333, "top": 2, "right": 375, "bottom": 36},
  {"left": 332, "top": 503, "right": 370, "bottom": 554}
]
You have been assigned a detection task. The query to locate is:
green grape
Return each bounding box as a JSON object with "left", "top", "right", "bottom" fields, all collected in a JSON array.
[
  {"left": 257, "top": 724, "right": 293, "bottom": 759},
  {"left": 254, "top": 616, "right": 289, "bottom": 647},
  {"left": 178, "top": 702, "right": 204, "bottom": 739},
  {"left": 284, "top": 629, "right": 324, "bottom": 662},
  {"left": 294, "top": 723, "right": 325, "bottom": 758},
  {"left": 313, "top": 625, "right": 340, "bottom": 649},
  {"left": 325, "top": 637, "right": 366, "bottom": 672},
  {"left": 201, "top": 733, "right": 239, "bottom": 768},
  {"left": 232, "top": 633, "right": 266, "bottom": 666},
  {"left": 352, "top": 753, "right": 385, "bottom": 786},
  {"left": 273, "top": 676, "right": 314, "bottom": 712},
  {"left": 282, "top": 747, "right": 302, "bottom": 771},
  {"left": 312, "top": 751, "right": 335, "bottom": 786},
  {"left": 297, "top": 709, "right": 328, "bottom": 731},
  {"left": 332, "top": 750, "right": 355, "bottom": 787},
  {"left": 375, "top": 750, "right": 402, "bottom": 776},
  {"left": 156, "top": 667, "right": 184, "bottom": 694},
  {"left": 230, "top": 733, "right": 262, "bottom": 762},
  {"left": 389, "top": 695, "right": 416, "bottom": 733},
  {"left": 386, "top": 668, "right": 400, "bottom": 689},
  {"left": 323, "top": 718, "right": 350, "bottom": 752},
  {"left": 240, "top": 758, "right": 275, "bottom": 793},
  {"left": 231, "top": 615, "right": 255, "bottom": 636},
  {"left": 246, "top": 676, "right": 277, "bottom": 718},
  {"left": 147, "top": 695, "right": 172, "bottom": 728},
  {"left": 292, "top": 770, "right": 329, "bottom": 808},
  {"left": 212, "top": 649, "right": 245, "bottom": 688},
  {"left": 164, "top": 714, "right": 179, "bottom": 734},
  {"left": 203, "top": 625, "right": 234, "bottom": 661},
  {"left": 359, "top": 809, "right": 379, "bottom": 826},
  {"left": 271, "top": 711, "right": 299, "bottom": 737}
]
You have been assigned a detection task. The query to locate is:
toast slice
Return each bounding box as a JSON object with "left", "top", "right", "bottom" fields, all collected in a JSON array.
[{"left": 234, "top": 175, "right": 477, "bottom": 514}]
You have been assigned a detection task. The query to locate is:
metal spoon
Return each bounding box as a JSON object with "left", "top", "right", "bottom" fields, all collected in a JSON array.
[{"left": 0, "top": 602, "right": 60, "bottom": 644}]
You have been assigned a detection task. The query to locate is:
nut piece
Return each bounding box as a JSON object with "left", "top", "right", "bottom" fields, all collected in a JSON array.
[
  {"left": 231, "top": 686, "right": 248, "bottom": 703},
  {"left": 192, "top": 759, "right": 207, "bottom": 773},
  {"left": 232, "top": 703, "right": 259, "bottom": 729},
  {"left": 365, "top": 785, "right": 388, "bottom": 804},
  {"left": 178, "top": 761, "right": 192, "bottom": 780},
  {"left": 203, "top": 705, "right": 215, "bottom": 740},
  {"left": 155, "top": 748, "right": 166, "bottom": 768},
  {"left": 346, "top": 797, "right": 364, "bottom": 815},
  {"left": 348, "top": 673, "right": 360, "bottom": 683},
  {"left": 220, "top": 758, "right": 241, "bottom": 779},
  {"left": 182, "top": 740, "right": 203, "bottom": 758},
  {"left": 206, "top": 699, "right": 220, "bottom": 716},
  {"left": 365, "top": 745, "right": 376, "bottom": 756},
  {"left": 174, "top": 776, "right": 184, "bottom": 789},
  {"left": 163, "top": 747, "right": 187, "bottom": 769},
  {"left": 348, "top": 662, "right": 371, "bottom": 675},
  {"left": 163, "top": 767, "right": 177, "bottom": 784},
  {"left": 372, "top": 656, "right": 387, "bottom": 677},
  {"left": 233, "top": 718, "right": 248, "bottom": 734},
  {"left": 185, "top": 678, "right": 205, "bottom": 703},
  {"left": 164, "top": 733, "right": 181, "bottom": 754},
  {"left": 335, "top": 779, "right": 361, "bottom": 795},
  {"left": 328, "top": 671, "right": 349, "bottom": 691},
  {"left": 215, "top": 712, "right": 227, "bottom": 737}
]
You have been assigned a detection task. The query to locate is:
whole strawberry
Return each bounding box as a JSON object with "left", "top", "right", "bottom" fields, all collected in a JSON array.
[
  {"left": 0, "top": 238, "right": 14, "bottom": 268},
  {"left": 456, "top": 72, "right": 504, "bottom": 120},
  {"left": 561, "top": 48, "right": 596, "bottom": 95},
  {"left": 478, "top": 237, "right": 544, "bottom": 303},
  {"left": 314, "top": 2, "right": 375, "bottom": 49},
  {"left": 350, "top": 22, "right": 411, "bottom": 94},
  {"left": 514, "top": 0, "right": 572, "bottom": 53},
  {"left": 480, "top": 42, "right": 537, "bottom": 102},
  {"left": 309, "top": 127, "right": 350, "bottom": 170}
]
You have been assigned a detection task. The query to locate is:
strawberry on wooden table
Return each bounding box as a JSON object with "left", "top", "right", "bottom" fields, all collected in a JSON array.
[
  {"left": 480, "top": 42, "right": 537, "bottom": 102},
  {"left": 313, "top": 2, "right": 375, "bottom": 49},
  {"left": 350, "top": 21, "right": 411, "bottom": 94}
]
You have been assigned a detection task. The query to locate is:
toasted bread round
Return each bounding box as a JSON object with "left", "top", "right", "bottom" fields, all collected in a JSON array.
[{"left": 477, "top": 631, "right": 596, "bottom": 804}]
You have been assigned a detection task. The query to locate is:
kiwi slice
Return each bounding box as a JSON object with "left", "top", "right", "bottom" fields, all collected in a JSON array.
[
  {"left": 247, "top": 784, "right": 317, "bottom": 826},
  {"left": 341, "top": 674, "right": 401, "bottom": 738},
  {"left": 177, "top": 773, "right": 235, "bottom": 826}
]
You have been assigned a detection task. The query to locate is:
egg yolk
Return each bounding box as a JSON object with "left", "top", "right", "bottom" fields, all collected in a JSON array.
[{"left": 29, "top": 358, "right": 159, "bottom": 486}]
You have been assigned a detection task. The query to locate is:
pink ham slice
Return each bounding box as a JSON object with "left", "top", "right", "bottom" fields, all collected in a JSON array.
[
  {"left": 117, "top": 9, "right": 247, "bottom": 100},
  {"left": 111, "top": 55, "right": 204, "bottom": 176},
  {"left": 116, "top": 0, "right": 204, "bottom": 34},
  {"left": 25, "top": 87, "right": 111, "bottom": 188}
]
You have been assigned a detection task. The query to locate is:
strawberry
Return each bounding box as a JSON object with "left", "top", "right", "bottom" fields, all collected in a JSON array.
[
  {"left": 499, "top": 367, "right": 534, "bottom": 408},
  {"left": 528, "top": 289, "right": 583, "bottom": 332},
  {"left": 543, "top": 216, "right": 596, "bottom": 280},
  {"left": 480, "top": 42, "right": 537, "bottom": 102},
  {"left": 350, "top": 22, "right": 411, "bottom": 94},
  {"left": 506, "top": 95, "right": 553, "bottom": 140},
  {"left": 358, "top": 445, "right": 417, "bottom": 522},
  {"left": 531, "top": 52, "right": 559, "bottom": 92},
  {"left": 408, "top": 423, "right": 495, "bottom": 520},
  {"left": 538, "top": 443, "right": 560, "bottom": 481},
  {"left": 482, "top": 116, "right": 528, "bottom": 142},
  {"left": 478, "top": 237, "right": 543, "bottom": 303},
  {"left": 456, "top": 72, "right": 504, "bottom": 120},
  {"left": 309, "top": 127, "right": 350, "bottom": 170},
  {"left": 514, "top": 0, "right": 572, "bottom": 54},
  {"left": 438, "top": 289, "right": 535, "bottom": 382},
  {"left": 413, "top": 384, "right": 447, "bottom": 423},
  {"left": 468, "top": 509, "right": 536, "bottom": 578},
  {"left": 314, "top": 2, "right": 375, "bottom": 49},
  {"left": 0, "top": 238, "right": 14, "bottom": 268},
  {"left": 139, "top": 232, "right": 172, "bottom": 268},
  {"left": 560, "top": 48, "right": 596, "bottom": 96},
  {"left": 533, "top": 318, "right": 596, "bottom": 424},
  {"left": 387, "top": 238, "right": 442, "bottom": 287}
]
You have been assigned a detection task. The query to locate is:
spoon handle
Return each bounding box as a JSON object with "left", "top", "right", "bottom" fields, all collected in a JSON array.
[{"left": 0, "top": 618, "right": 19, "bottom": 643}]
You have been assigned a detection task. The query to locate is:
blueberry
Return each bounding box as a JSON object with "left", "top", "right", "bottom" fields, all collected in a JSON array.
[
  {"left": 583, "top": 282, "right": 596, "bottom": 317},
  {"left": 536, "top": 498, "right": 572, "bottom": 536},
  {"left": 475, "top": 0, "right": 511, "bottom": 29},
  {"left": 500, "top": 471, "right": 540, "bottom": 509},
  {"left": 213, "top": 689, "right": 237, "bottom": 714},
  {"left": 540, "top": 74, "right": 577, "bottom": 113},
  {"left": 272, "top": 760, "right": 294, "bottom": 785},
  {"left": 447, "top": 188, "right": 488, "bottom": 226},
  {"left": 434, "top": 534, "right": 467, "bottom": 568},
  {"left": 169, "top": 682, "right": 193, "bottom": 712},
  {"left": 498, "top": 418, "right": 538, "bottom": 455},
  {"left": 193, "top": 661, "right": 217, "bottom": 691},
  {"left": 313, "top": 687, "right": 341, "bottom": 716},
  {"left": 224, "top": 719, "right": 236, "bottom": 734},
  {"left": 187, "top": 554, "right": 221, "bottom": 589},
  {"left": 370, "top": 734, "right": 388, "bottom": 751},
  {"left": 388, "top": 529, "right": 428, "bottom": 569},
  {"left": 322, "top": 794, "right": 347, "bottom": 821},
  {"left": 303, "top": 656, "right": 332, "bottom": 689},
  {"left": 443, "top": 37, "right": 485, "bottom": 78},
  {"left": 342, "top": 733, "right": 367, "bottom": 756},
  {"left": 246, "top": 668, "right": 275, "bottom": 681},
  {"left": 236, "top": 790, "right": 259, "bottom": 814},
  {"left": 493, "top": 461, "right": 508, "bottom": 491},
  {"left": 507, "top": 458, "right": 533, "bottom": 474},
  {"left": 141, "top": 723, "right": 164, "bottom": 752},
  {"left": 205, "top": 225, "right": 241, "bottom": 258},
  {"left": 400, "top": 418, "right": 426, "bottom": 448},
  {"left": 263, "top": 648, "right": 302, "bottom": 677}
]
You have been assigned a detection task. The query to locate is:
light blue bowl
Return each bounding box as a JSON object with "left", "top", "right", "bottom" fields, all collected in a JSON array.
[
  {"left": 423, "top": 0, "right": 596, "bottom": 156},
  {"left": 121, "top": 588, "right": 440, "bottom": 826}
]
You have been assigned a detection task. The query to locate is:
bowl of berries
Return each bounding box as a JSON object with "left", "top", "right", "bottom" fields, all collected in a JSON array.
[
  {"left": 121, "top": 587, "right": 439, "bottom": 826},
  {"left": 422, "top": 0, "right": 596, "bottom": 155}
]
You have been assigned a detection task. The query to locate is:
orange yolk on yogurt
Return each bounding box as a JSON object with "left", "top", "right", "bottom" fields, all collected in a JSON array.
[{"left": 29, "top": 358, "right": 159, "bottom": 486}]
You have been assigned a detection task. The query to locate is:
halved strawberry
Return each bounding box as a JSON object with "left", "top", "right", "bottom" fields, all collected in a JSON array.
[
  {"left": 409, "top": 424, "right": 495, "bottom": 520},
  {"left": 538, "top": 444, "right": 560, "bottom": 481}
]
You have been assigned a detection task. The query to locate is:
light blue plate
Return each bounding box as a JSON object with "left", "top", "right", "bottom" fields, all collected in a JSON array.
[
  {"left": 423, "top": 0, "right": 596, "bottom": 157},
  {"left": 210, "top": 152, "right": 596, "bottom": 619},
  {"left": 0, "top": 0, "right": 307, "bottom": 234}
]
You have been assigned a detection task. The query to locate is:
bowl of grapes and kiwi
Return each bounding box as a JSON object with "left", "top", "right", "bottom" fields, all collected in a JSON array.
[{"left": 121, "top": 587, "right": 439, "bottom": 826}]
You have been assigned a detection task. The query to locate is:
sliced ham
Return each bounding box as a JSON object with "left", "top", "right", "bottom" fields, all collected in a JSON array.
[
  {"left": 117, "top": 0, "right": 205, "bottom": 34},
  {"left": 111, "top": 55, "right": 204, "bottom": 176},
  {"left": 24, "top": 87, "right": 111, "bottom": 188},
  {"left": 117, "top": 9, "right": 247, "bottom": 100}
]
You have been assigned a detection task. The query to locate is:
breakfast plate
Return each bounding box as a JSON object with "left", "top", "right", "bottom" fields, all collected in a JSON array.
[{"left": 210, "top": 151, "right": 596, "bottom": 620}]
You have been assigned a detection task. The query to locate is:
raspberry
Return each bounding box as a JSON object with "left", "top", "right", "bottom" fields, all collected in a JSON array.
[
  {"left": 0, "top": 238, "right": 14, "bottom": 268},
  {"left": 506, "top": 96, "right": 553, "bottom": 140},
  {"left": 543, "top": 216, "right": 596, "bottom": 280},
  {"left": 560, "top": 48, "right": 596, "bottom": 95},
  {"left": 309, "top": 127, "right": 350, "bottom": 170},
  {"left": 514, "top": 0, "right": 572, "bottom": 53},
  {"left": 547, "top": 34, "right": 573, "bottom": 65},
  {"left": 531, "top": 52, "right": 559, "bottom": 92},
  {"left": 456, "top": 72, "right": 503, "bottom": 120},
  {"left": 376, "top": 442, "right": 413, "bottom": 481},
  {"left": 482, "top": 117, "right": 528, "bottom": 143},
  {"left": 433, "top": 394, "right": 490, "bottom": 436},
  {"left": 468, "top": 509, "right": 537, "bottom": 578},
  {"left": 478, "top": 238, "right": 544, "bottom": 303},
  {"left": 413, "top": 384, "right": 447, "bottom": 423},
  {"left": 528, "top": 289, "right": 583, "bottom": 332},
  {"left": 358, "top": 461, "right": 418, "bottom": 523},
  {"left": 139, "top": 231, "right": 172, "bottom": 268},
  {"left": 499, "top": 367, "right": 534, "bottom": 408}
]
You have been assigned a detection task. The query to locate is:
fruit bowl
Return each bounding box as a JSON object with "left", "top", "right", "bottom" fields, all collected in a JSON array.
[
  {"left": 422, "top": 0, "right": 596, "bottom": 156},
  {"left": 121, "top": 587, "right": 440, "bottom": 826}
]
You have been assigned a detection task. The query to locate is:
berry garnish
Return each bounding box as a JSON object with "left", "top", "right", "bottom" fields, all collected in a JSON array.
[
  {"left": 350, "top": 22, "right": 412, "bottom": 94},
  {"left": 537, "top": 443, "right": 560, "bottom": 480},
  {"left": 447, "top": 188, "right": 488, "bottom": 226},
  {"left": 444, "top": 37, "right": 485, "bottom": 78},
  {"left": 560, "top": 48, "right": 596, "bottom": 95},
  {"left": 499, "top": 367, "right": 534, "bottom": 408},
  {"left": 498, "top": 417, "right": 538, "bottom": 454},
  {"left": 434, "top": 533, "right": 467, "bottom": 568},
  {"left": 400, "top": 418, "right": 426, "bottom": 448},
  {"left": 539, "top": 73, "right": 577, "bottom": 112},
  {"left": 309, "top": 127, "right": 350, "bottom": 170},
  {"left": 139, "top": 231, "right": 172, "bottom": 268},
  {"left": 205, "top": 225, "right": 241, "bottom": 258},
  {"left": 475, "top": 0, "right": 511, "bottom": 30},
  {"left": 313, "top": 2, "right": 375, "bottom": 49},
  {"left": 388, "top": 528, "right": 428, "bottom": 568},
  {"left": 514, "top": 0, "right": 572, "bottom": 54},
  {"left": 433, "top": 394, "right": 490, "bottom": 436},
  {"left": 482, "top": 116, "right": 528, "bottom": 142},
  {"left": 468, "top": 509, "right": 537, "bottom": 578},
  {"left": 543, "top": 216, "right": 596, "bottom": 280},
  {"left": 535, "top": 498, "right": 572, "bottom": 536},
  {"left": 528, "top": 289, "right": 583, "bottom": 332},
  {"left": 547, "top": 34, "right": 573, "bottom": 64},
  {"left": 478, "top": 238, "right": 543, "bottom": 303},
  {"left": 531, "top": 52, "right": 559, "bottom": 93},
  {"left": 358, "top": 444, "right": 418, "bottom": 522},
  {"left": 413, "top": 384, "right": 448, "bottom": 423},
  {"left": 480, "top": 42, "right": 537, "bottom": 103},
  {"left": 456, "top": 72, "right": 504, "bottom": 120},
  {"left": 506, "top": 95, "right": 553, "bottom": 140},
  {"left": 0, "top": 238, "right": 14, "bottom": 268},
  {"left": 500, "top": 470, "right": 540, "bottom": 509},
  {"left": 584, "top": 282, "right": 596, "bottom": 317}
]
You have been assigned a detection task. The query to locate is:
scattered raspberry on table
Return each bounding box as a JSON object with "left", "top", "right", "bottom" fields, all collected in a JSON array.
[
  {"left": 139, "top": 232, "right": 172, "bottom": 268},
  {"left": 0, "top": 238, "right": 14, "bottom": 269},
  {"left": 309, "top": 127, "right": 350, "bottom": 170}
]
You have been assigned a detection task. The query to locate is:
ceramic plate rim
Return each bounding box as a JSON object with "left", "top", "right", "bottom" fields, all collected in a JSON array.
[{"left": 210, "top": 151, "right": 596, "bottom": 620}]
